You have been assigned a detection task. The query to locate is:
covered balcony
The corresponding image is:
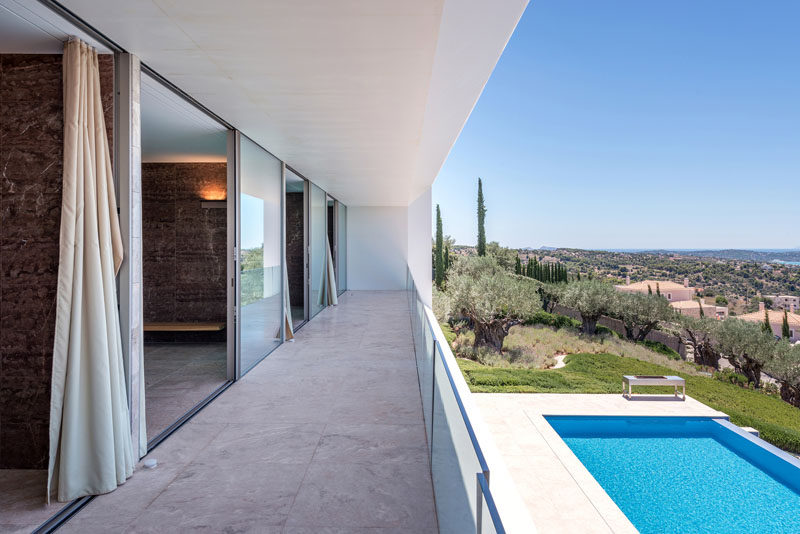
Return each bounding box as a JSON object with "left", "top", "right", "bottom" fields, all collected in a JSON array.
[
  {"left": 42, "top": 286, "right": 525, "bottom": 533},
  {"left": 58, "top": 291, "right": 438, "bottom": 532}
]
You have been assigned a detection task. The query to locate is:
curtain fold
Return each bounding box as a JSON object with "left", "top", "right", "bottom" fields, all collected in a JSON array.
[
  {"left": 317, "top": 236, "right": 338, "bottom": 307},
  {"left": 283, "top": 265, "right": 294, "bottom": 340},
  {"left": 48, "top": 38, "right": 134, "bottom": 502}
]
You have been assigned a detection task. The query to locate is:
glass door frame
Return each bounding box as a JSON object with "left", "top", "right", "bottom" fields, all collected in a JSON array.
[
  {"left": 226, "top": 130, "right": 237, "bottom": 380},
  {"left": 230, "top": 131, "right": 286, "bottom": 379}
]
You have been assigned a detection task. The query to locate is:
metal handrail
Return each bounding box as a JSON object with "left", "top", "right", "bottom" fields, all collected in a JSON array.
[
  {"left": 407, "top": 267, "right": 504, "bottom": 533},
  {"left": 477, "top": 472, "right": 505, "bottom": 534}
]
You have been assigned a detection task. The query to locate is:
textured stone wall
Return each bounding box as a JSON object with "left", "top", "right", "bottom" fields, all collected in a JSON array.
[
  {"left": 142, "top": 163, "right": 227, "bottom": 343},
  {"left": 0, "top": 54, "right": 113, "bottom": 469},
  {"left": 286, "top": 192, "right": 304, "bottom": 308}
]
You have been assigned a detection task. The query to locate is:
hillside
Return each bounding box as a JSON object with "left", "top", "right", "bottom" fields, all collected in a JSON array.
[{"left": 531, "top": 248, "right": 800, "bottom": 311}]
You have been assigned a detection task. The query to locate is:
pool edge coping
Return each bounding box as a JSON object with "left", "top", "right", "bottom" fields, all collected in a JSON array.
[{"left": 530, "top": 413, "right": 638, "bottom": 534}]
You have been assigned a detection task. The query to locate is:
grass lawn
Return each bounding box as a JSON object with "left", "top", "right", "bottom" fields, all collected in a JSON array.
[{"left": 459, "top": 353, "right": 800, "bottom": 454}]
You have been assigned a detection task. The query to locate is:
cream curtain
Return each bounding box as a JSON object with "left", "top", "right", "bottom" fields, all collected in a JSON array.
[
  {"left": 48, "top": 39, "right": 134, "bottom": 502},
  {"left": 283, "top": 266, "right": 294, "bottom": 340},
  {"left": 317, "top": 237, "right": 338, "bottom": 307}
]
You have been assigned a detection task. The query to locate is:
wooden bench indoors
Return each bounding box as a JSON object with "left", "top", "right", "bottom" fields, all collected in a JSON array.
[{"left": 143, "top": 322, "right": 226, "bottom": 332}]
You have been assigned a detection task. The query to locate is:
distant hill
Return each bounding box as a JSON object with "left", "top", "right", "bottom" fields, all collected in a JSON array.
[{"left": 635, "top": 249, "right": 800, "bottom": 263}]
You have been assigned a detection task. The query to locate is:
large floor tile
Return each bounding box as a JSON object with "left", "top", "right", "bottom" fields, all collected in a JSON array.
[{"left": 286, "top": 461, "right": 437, "bottom": 531}]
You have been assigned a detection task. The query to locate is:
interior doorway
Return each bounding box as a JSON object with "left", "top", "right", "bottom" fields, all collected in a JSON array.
[
  {"left": 285, "top": 169, "right": 308, "bottom": 330},
  {"left": 140, "top": 73, "right": 231, "bottom": 443}
]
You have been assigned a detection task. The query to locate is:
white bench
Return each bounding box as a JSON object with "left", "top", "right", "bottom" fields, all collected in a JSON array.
[{"left": 623, "top": 375, "right": 685, "bottom": 400}]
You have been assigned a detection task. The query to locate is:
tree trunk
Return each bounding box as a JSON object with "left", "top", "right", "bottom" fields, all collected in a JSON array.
[
  {"left": 779, "top": 382, "right": 800, "bottom": 408},
  {"left": 696, "top": 341, "right": 720, "bottom": 369},
  {"left": 635, "top": 323, "right": 656, "bottom": 343},
  {"left": 474, "top": 320, "right": 507, "bottom": 351},
  {"left": 735, "top": 357, "right": 763, "bottom": 388},
  {"left": 581, "top": 316, "right": 598, "bottom": 335},
  {"left": 623, "top": 324, "right": 635, "bottom": 340}
]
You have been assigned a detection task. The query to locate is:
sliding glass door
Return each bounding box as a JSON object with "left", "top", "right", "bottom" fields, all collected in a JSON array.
[
  {"left": 237, "top": 134, "right": 283, "bottom": 376},
  {"left": 309, "top": 183, "right": 327, "bottom": 318}
]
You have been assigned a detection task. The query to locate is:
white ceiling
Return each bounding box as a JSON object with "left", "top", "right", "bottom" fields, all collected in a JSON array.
[
  {"left": 40, "top": 0, "right": 527, "bottom": 206},
  {"left": 0, "top": 0, "right": 111, "bottom": 52}
]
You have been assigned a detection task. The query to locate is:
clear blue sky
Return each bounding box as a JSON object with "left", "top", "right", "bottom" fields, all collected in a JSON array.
[{"left": 433, "top": 0, "right": 800, "bottom": 250}]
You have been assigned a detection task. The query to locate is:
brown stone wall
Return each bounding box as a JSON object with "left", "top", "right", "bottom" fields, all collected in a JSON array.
[
  {"left": 286, "top": 192, "right": 305, "bottom": 308},
  {"left": 0, "top": 54, "right": 114, "bottom": 469},
  {"left": 142, "top": 163, "right": 227, "bottom": 343}
]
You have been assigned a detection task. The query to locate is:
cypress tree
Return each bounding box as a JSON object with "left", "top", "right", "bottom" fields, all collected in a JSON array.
[
  {"left": 763, "top": 309, "right": 772, "bottom": 334},
  {"left": 656, "top": 283, "right": 661, "bottom": 297},
  {"left": 577, "top": 272, "right": 581, "bottom": 281},
  {"left": 434, "top": 205, "right": 444, "bottom": 289},
  {"left": 698, "top": 300, "right": 705, "bottom": 318},
  {"left": 782, "top": 310, "right": 791, "bottom": 339},
  {"left": 514, "top": 256, "right": 522, "bottom": 275},
  {"left": 476, "top": 178, "right": 486, "bottom": 256},
  {"left": 648, "top": 285, "right": 653, "bottom": 295},
  {"left": 444, "top": 244, "right": 450, "bottom": 272}
]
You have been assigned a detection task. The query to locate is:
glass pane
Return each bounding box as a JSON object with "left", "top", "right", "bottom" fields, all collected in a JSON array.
[
  {"left": 431, "top": 346, "right": 482, "bottom": 534},
  {"left": 239, "top": 136, "right": 282, "bottom": 374},
  {"left": 309, "top": 183, "right": 326, "bottom": 318},
  {"left": 337, "top": 204, "right": 347, "bottom": 292}
]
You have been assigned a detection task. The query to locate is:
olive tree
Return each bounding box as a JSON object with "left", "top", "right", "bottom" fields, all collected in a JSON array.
[
  {"left": 676, "top": 315, "right": 721, "bottom": 368},
  {"left": 714, "top": 318, "right": 775, "bottom": 387},
  {"left": 613, "top": 292, "right": 674, "bottom": 342},
  {"left": 765, "top": 341, "right": 800, "bottom": 407},
  {"left": 560, "top": 280, "right": 617, "bottom": 335},
  {"left": 538, "top": 283, "right": 563, "bottom": 313},
  {"left": 446, "top": 256, "right": 541, "bottom": 350}
]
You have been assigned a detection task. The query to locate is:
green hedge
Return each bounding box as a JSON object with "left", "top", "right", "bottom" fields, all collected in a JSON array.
[{"left": 524, "top": 310, "right": 581, "bottom": 330}]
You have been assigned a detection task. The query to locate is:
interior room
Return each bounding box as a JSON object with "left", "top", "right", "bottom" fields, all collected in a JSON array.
[
  {"left": 140, "top": 72, "right": 230, "bottom": 441},
  {"left": 0, "top": 3, "right": 116, "bottom": 527},
  {"left": 285, "top": 169, "right": 307, "bottom": 329},
  {"left": 328, "top": 197, "right": 337, "bottom": 285}
]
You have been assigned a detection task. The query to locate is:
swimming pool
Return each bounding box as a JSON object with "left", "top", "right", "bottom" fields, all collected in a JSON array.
[{"left": 546, "top": 416, "right": 800, "bottom": 534}]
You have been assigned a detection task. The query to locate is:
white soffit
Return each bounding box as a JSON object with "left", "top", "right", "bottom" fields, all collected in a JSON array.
[
  {"left": 60, "top": 0, "right": 528, "bottom": 206},
  {"left": 0, "top": 0, "right": 111, "bottom": 52}
]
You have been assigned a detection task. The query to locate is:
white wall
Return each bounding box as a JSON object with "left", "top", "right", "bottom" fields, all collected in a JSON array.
[
  {"left": 407, "top": 188, "right": 432, "bottom": 306},
  {"left": 347, "top": 206, "right": 408, "bottom": 291}
]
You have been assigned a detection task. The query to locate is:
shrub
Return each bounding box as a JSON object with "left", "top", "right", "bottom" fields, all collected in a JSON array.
[
  {"left": 524, "top": 310, "right": 580, "bottom": 330},
  {"left": 639, "top": 340, "right": 681, "bottom": 360},
  {"left": 714, "top": 368, "right": 750, "bottom": 388}
]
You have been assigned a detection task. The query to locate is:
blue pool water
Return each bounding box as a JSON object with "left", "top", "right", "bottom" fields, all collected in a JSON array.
[{"left": 546, "top": 416, "right": 800, "bottom": 534}]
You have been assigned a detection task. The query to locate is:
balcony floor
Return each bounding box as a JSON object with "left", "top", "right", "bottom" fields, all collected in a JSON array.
[{"left": 62, "top": 290, "right": 437, "bottom": 533}]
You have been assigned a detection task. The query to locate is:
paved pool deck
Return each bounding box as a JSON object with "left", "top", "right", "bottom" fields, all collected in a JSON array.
[{"left": 473, "top": 393, "right": 728, "bottom": 534}]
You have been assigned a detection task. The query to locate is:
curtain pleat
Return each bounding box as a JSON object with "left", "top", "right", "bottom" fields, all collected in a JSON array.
[
  {"left": 48, "top": 39, "right": 134, "bottom": 503},
  {"left": 317, "top": 237, "right": 338, "bottom": 307}
]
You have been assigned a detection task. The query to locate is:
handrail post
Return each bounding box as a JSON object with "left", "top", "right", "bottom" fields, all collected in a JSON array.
[{"left": 476, "top": 473, "right": 484, "bottom": 534}]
